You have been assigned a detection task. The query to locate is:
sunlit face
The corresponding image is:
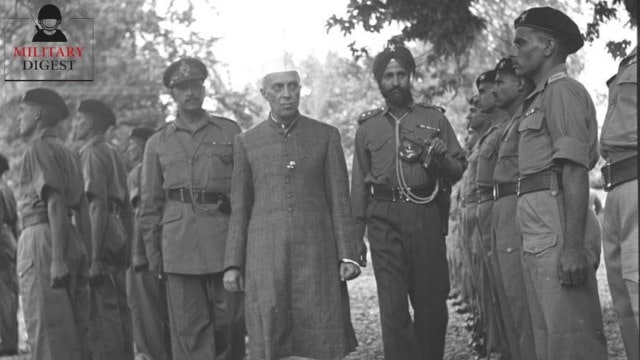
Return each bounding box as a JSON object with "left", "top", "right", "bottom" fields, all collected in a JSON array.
[
  {"left": 510, "top": 26, "right": 548, "bottom": 77},
  {"left": 171, "top": 79, "right": 205, "bottom": 113},
  {"left": 126, "top": 137, "right": 145, "bottom": 164},
  {"left": 261, "top": 71, "right": 301, "bottom": 121},
  {"left": 71, "top": 111, "right": 93, "bottom": 141},
  {"left": 492, "top": 72, "right": 521, "bottom": 109},
  {"left": 379, "top": 60, "right": 412, "bottom": 107},
  {"left": 19, "top": 102, "right": 42, "bottom": 137},
  {"left": 477, "top": 82, "right": 496, "bottom": 112}
]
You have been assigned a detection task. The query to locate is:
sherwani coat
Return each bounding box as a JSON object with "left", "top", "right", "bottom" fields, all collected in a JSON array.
[{"left": 225, "top": 115, "right": 359, "bottom": 360}]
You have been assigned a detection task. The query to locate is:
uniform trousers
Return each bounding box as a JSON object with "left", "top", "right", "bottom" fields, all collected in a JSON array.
[
  {"left": 367, "top": 199, "right": 449, "bottom": 360},
  {"left": 602, "top": 179, "right": 639, "bottom": 360},
  {"left": 517, "top": 189, "right": 606, "bottom": 360},
  {"left": 18, "top": 223, "right": 91, "bottom": 360},
  {"left": 126, "top": 267, "right": 171, "bottom": 360},
  {"left": 0, "top": 228, "right": 17, "bottom": 354},
  {"left": 459, "top": 205, "right": 476, "bottom": 304},
  {"left": 491, "top": 195, "right": 536, "bottom": 360},
  {"left": 165, "top": 272, "right": 245, "bottom": 360}
]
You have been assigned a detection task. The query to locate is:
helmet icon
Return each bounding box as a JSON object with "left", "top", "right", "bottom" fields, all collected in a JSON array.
[{"left": 32, "top": 4, "right": 67, "bottom": 42}]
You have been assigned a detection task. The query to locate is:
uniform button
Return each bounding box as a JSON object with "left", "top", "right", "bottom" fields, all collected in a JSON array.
[
  {"left": 609, "top": 100, "right": 615, "bottom": 105},
  {"left": 286, "top": 193, "right": 292, "bottom": 198},
  {"left": 551, "top": 190, "right": 557, "bottom": 196},
  {"left": 288, "top": 206, "right": 293, "bottom": 212},
  {"left": 507, "top": 247, "right": 512, "bottom": 252}
]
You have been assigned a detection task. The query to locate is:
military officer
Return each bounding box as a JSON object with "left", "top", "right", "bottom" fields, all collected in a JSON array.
[
  {"left": 600, "top": 0, "right": 638, "bottom": 358},
  {"left": 139, "top": 57, "right": 245, "bottom": 360},
  {"left": 490, "top": 57, "right": 537, "bottom": 360},
  {"left": 16, "top": 88, "right": 91, "bottom": 360},
  {"left": 351, "top": 45, "right": 465, "bottom": 360},
  {"left": 0, "top": 154, "right": 18, "bottom": 356},
  {"left": 510, "top": 7, "right": 606, "bottom": 359},
  {"left": 126, "top": 127, "right": 171, "bottom": 360},
  {"left": 72, "top": 99, "right": 134, "bottom": 360}
]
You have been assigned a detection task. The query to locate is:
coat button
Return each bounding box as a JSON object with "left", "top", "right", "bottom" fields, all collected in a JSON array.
[
  {"left": 551, "top": 190, "right": 557, "bottom": 196},
  {"left": 507, "top": 247, "right": 512, "bottom": 252}
]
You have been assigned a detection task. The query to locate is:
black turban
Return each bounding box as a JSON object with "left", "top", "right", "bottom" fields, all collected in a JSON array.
[{"left": 372, "top": 45, "right": 416, "bottom": 84}]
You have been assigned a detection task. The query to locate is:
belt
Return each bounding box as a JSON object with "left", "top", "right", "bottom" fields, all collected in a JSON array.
[
  {"left": 602, "top": 155, "right": 637, "bottom": 191},
  {"left": 20, "top": 211, "right": 49, "bottom": 228},
  {"left": 493, "top": 182, "right": 517, "bottom": 199},
  {"left": 477, "top": 186, "right": 494, "bottom": 204},
  {"left": 517, "top": 171, "right": 562, "bottom": 196},
  {"left": 463, "top": 191, "right": 478, "bottom": 205},
  {"left": 371, "top": 183, "right": 435, "bottom": 202},
  {"left": 167, "top": 188, "right": 226, "bottom": 204}
]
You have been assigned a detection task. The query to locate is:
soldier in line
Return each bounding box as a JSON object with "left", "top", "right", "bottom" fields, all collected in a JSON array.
[
  {"left": 510, "top": 7, "right": 606, "bottom": 359},
  {"left": 72, "top": 99, "right": 135, "bottom": 360},
  {"left": 600, "top": 0, "right": 638, "bottom": 358},
  {"left": 351, "top": 45, "right": 465, "bottom": 360},
  {"left": 126, "top": 127, "right": 172, "bottom": 360},
  {"left": 0, "top": 154, "right": 18, "bottom": 356},
  {"left": 490, "top": 58, "right": 537, "bottom": 360},
  {"left": 139, "top": 57, "right": 245, "bottom": 360},
  {"left": 16, "top": 88, "right": 91, "bottom": 360}
]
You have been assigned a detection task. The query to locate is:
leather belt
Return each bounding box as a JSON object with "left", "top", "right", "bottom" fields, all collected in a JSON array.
[
  {"left": 21, "top": 211, "right": 49, "bottom": 229},
  {"left": 517, "top": 171, "right": 562, "bottom": 196},
  {"left": 493, "top": 182, "right": 517, "bottom": 199},
  {"left": 463, "top": 191, "right": 478, "bottom": 205},
  {"left": 602, "top": 155, "right": 637, "bottom": 192},
  {"left": 371, "top": 183, "right": 435, "bottom": 202},
  {"left": 477, "top": 186, "right": 494, "bottom": 204},
  {"left": 167, "top": 188, "right": 226, "bottom": 204}
]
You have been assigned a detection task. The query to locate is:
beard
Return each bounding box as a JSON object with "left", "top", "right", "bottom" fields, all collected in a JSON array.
[{"left": 381, "top": 86, "right": 412, "bottom": 107}]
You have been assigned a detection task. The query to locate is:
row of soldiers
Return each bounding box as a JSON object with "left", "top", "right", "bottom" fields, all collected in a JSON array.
[{"left": 446, "top": 3, "right": 637, "bottom": 360}]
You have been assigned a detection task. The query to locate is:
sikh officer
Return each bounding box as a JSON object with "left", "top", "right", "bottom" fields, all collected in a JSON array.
[
  {"left": 510, "top": 7, "right": 607, "bottom": 359},
  {"left": 0, "top": 154, "right": 18, "bottom": 356},
  {"left": 126, "top": 127, "right": 172, "bottom": 360},
  {"left": 490, "top": 57, "right": 537, "bottom": 360},
  {"left": 600, "top": 0, "right": 638, "bottom": 358},
  {"left": 72, "top": 99, "right": 134, "bottom": 360},
  {"left": 139, "top": 57, "right": 245, "bottom": 360},
  {"left": 16, "top": 88, "right": 91, "bottom": 360},
  {"left": 351, "top": 44, "right": 465, "bottom": 360}
]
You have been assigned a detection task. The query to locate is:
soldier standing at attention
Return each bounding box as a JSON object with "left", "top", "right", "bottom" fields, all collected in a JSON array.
[
  {"left": 126, "top": 127, "right": 171, "bottom": 360},
  {"left": 600, "top": 0, "right": 638, "bottom": 358},
  {"left": 510, "top": 7, "right": 606, "bottom": 359},
  {"left": 16, "top": 88, "right": 91, "bottom": 360},
  {"left": 139, "top": 57, "right": 245, "bottom": 360},
  {"left": 351, "top": 44, "right": 465, "bottom": 360},
  {"left": 72, "top": 99, "right": 134, "bottom": 360}
]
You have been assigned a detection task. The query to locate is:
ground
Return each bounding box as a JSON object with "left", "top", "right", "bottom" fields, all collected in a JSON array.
[{"left": 2, "top": 254, "right": 628, "bottom": 360}]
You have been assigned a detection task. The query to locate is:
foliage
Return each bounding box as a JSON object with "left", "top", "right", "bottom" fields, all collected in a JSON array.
[{"left": 584, "top": 0, "right": 634, "bottom": 59}]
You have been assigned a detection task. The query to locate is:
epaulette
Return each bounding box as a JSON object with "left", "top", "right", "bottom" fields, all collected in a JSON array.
[
  {"left": 547, "top": 72, "right": 567, "bottom": 85},
  {"left": 416, "top": 102, "right": 446, "bottom": 113},
  {"left": 358, "top": 108, "right": 383, "bottom": 124}
]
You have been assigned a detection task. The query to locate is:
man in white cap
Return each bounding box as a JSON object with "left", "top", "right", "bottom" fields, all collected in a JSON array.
[{"left": 223, "top": 56, "right": 364, "bottom": 360}]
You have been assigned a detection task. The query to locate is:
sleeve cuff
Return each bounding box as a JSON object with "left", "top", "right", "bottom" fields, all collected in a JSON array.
[{"left": 553, "top": 136, "right": 590, "bottom": 168}]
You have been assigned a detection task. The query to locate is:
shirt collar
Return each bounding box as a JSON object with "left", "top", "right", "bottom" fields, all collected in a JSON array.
[
  {"left": 382, "top": 101, "right": 416, "bottom": 116},
  {"left": 269, "top": 112, "right": 300, "bottom": 133},
  {"left": 526, "top": 63, "right": 568, "bottom": 101},
  {"left": 173, "top": 111, "right": 214, "bottom": 133},
  {"left": 35, "top": 127, "right": 58, "bottom": 140},
  {"left": 79, "top": 133, "right": 106, "bottom": 154}
]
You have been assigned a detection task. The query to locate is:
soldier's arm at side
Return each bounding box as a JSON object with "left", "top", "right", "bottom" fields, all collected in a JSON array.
[
  {"left": 120, "top": 192, "right": 134, "bottom": 268},
  {"left": 351, "top": 126, "right": 371, "bottom": 244},
  {"left": 434, "top": 114, "right": 465, "bottom": 183},
  {"left": 128, "top": 168, "right": 147, "bottom": 271},
  {"left": 139, "top": 135, "right": 165, "bottom": 275},
  {"left": 73, "top": 194, "right": 92, "bottom": 258},
  {"left": 46, "top": 188, "right": 71, "bottom": 288},
  {"left": 81, "top": 150, "right": 110, "bottom": 280}
]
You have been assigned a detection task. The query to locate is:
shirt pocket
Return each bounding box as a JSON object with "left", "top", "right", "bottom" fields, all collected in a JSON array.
[
  {"left": 159, "top": 151, "right": 188, "bottom": 187},
  {"left": 201, "top": 142, "right": 234, "bottom": 181},
  {"left": 522, "top": 232, "right": 558, "bottom": 255},
  {"left": 518, "top": 110, "right": 545, "bottom": 133}
]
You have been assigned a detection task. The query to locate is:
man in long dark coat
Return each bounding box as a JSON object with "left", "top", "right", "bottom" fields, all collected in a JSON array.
[{"left": 223, "top": 59, "right": 364, "bottom": 360}]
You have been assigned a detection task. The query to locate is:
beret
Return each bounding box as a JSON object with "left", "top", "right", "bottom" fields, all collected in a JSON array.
[
  {"left": 476, "top": 70, "right": 496, "bottom": 89},
  {"left": 495, "top": 58, "right": 518, "bottom": 76},
  {"left": 514, "top": 7, "right": 584, "bottom": 54},
  {"left": 22, "top": 88, "right": 69, "bottom": 120},
  {"left": 163, "top": 57, "right": 208, "bottom": 88},
  {"left": 372, "top": 45, "right": 416, "bottom": 83},
  {"left": 130, "top": 127, "right": 155, "bottom": 142},
  {"left": 78, "top": 99, "right": 116, "bottom": 127}
]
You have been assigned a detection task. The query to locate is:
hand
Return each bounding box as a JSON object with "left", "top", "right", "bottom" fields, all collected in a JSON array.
[
  {"left": 50, "top": 259, "right": 70, "bottom": 288},
  {"left": 429, "top": 138, "right": 448, "bottom": 158},
  {"left": 132, "top": 255, "right": 149, "bottom": 272},
  {"left": 340, "top": 262, "right": 361, "bottom": 281},
  {"left": 89, "top": 259, "right": 107, "bottom": 284},
  {"left": 148, "top": 256, "right": 164, "bottom": 280},
  {"left": 557, "top": 246, "right": 588, "bottom": 286},
  {"left": 223, "top": 268, "right": 244, "bottom": 292},
  {"left": 357, "top": 241, "right": 368, "bottom": 267}
]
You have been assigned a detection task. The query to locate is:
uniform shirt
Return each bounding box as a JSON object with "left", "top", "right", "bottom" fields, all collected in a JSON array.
[
  {"left": 352, "top": 103, "right": 464, "bottom": 239},
  {"left": 17, "top": 128, "right": 84, "bottom": 219},
  {"left": 127, "top": 163, "right": 145, "bottom": 261},
  {"left": 493, "top": 109, "right": 523, "bottom": 184},
  {"left": 476, "top": 110, "right": 510, "bottom": 188},
  {"left": 140, "top": 113, "right": 241, "bottom": 274},
  {"left": 79, "top": 134, "right": 129, "bottom": 205},
  {"left": 518, "top": 64, "right": 599, "bottom": 176},
  {"left": 0, "top": 183, "right": 17, "bottom": 227},
  {"left": 600, "top": 47, "right": 637, "bottom": 164}
]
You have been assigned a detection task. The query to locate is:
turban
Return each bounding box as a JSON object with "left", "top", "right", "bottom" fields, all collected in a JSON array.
[{"left": 372, "top": 45, "right": 416, "bottom": 84}]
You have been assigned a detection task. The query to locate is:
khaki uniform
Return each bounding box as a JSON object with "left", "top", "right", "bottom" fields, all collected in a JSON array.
[
  {"left": 491, "top": 110, "right": 536, "bottom": 360},
  {"left": 140, "top": 114, "right": 244, "bottom": 360},
  {"left": 351, "top": 103, "right": 464, "bottom": 360},
  {"left": 16, "top": 128, "right": 90, "bottom": 360},
  {"left": 0, "top": 183, "right": 18, "bottom": 354},
  {"left": 517, "top": 64, "right": 606, "bottom": 360},
  {"left": 79, "top": 134, "right": 134, "bottom": 360},
  {"left": 125, "top": 162, "right": 171, "bottom": 360},
  {"left": 600, "top": 47, "right": 638, "bottom": 360}
]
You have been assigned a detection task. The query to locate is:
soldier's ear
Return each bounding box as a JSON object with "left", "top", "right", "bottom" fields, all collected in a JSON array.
[{"left": 259, "top": 87, "right": 268, "bottom": 100}]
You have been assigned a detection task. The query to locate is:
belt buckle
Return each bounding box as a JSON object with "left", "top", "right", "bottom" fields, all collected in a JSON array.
[
  {"left": 516, "top": 178, "right": 521, "bottom": 196},
  {"left": 493, "top": 184, "right": 498, "bottom": 200},
  {"left": 191, "top": 188, "right": 203, "bottom": 203},
  {"left": 179, "top": 188, "right": 186, "bottom": 202},
  {"left": 604, "top": 163, "right": 612, "bottom": 191}
]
